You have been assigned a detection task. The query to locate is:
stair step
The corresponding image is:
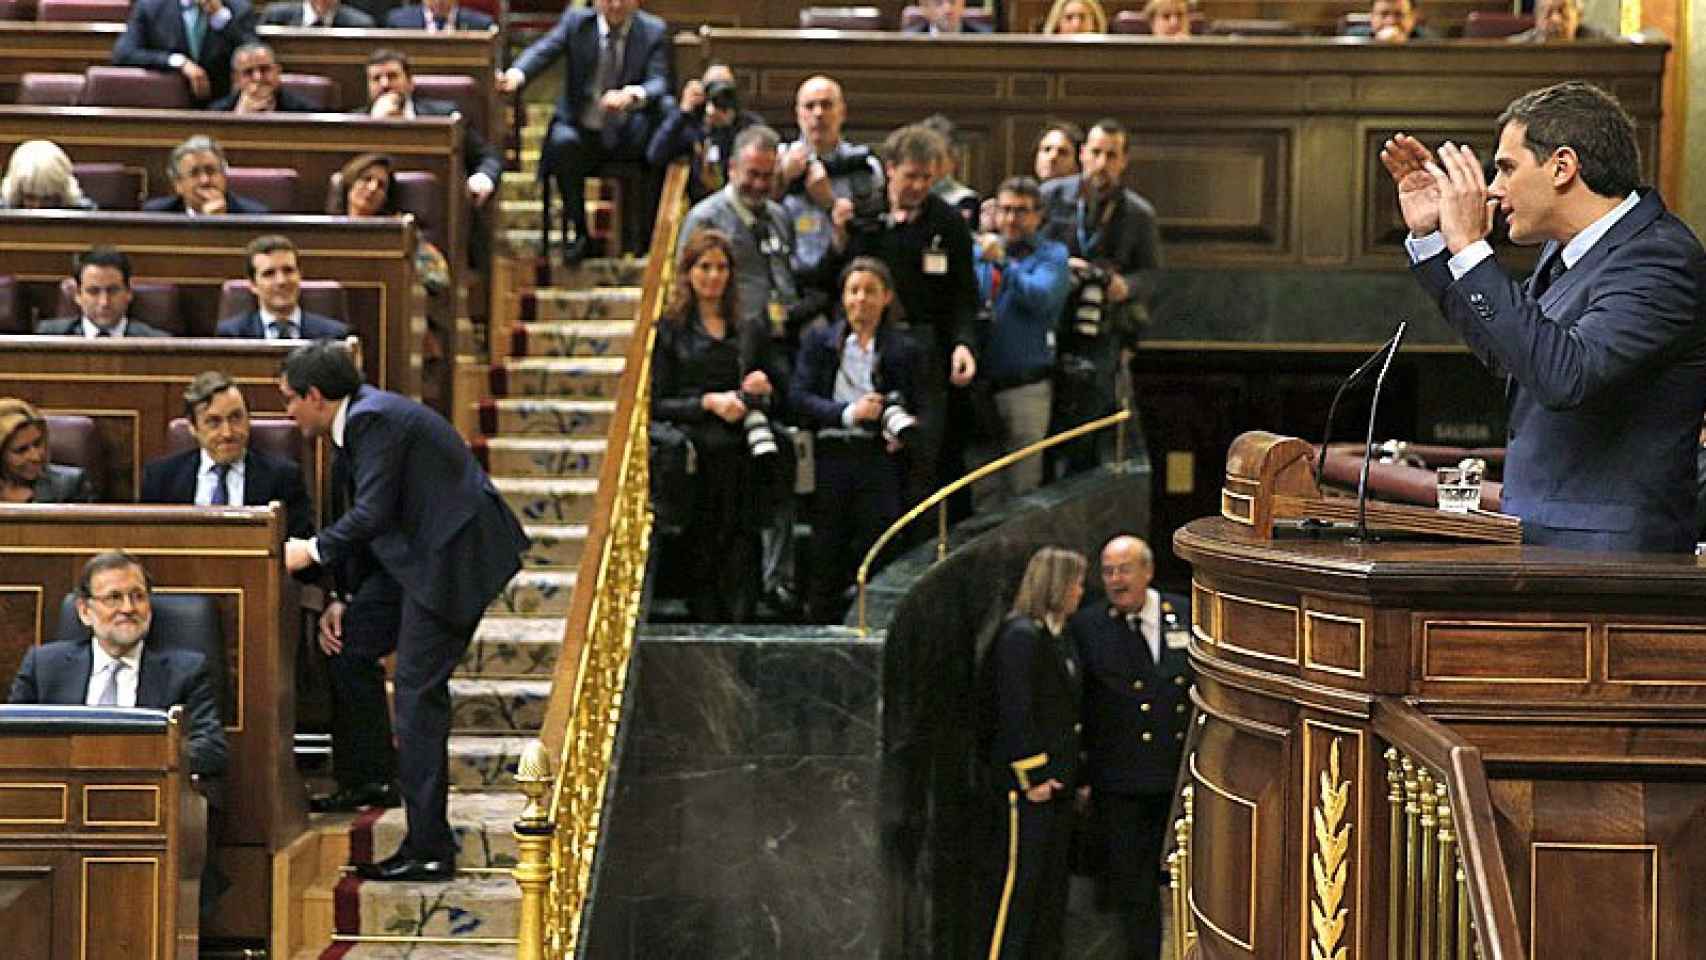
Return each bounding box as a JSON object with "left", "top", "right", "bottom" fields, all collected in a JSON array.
[
  {"left": 544, "top": 256, "right": 648, "bottom": 288},
  {"left": 522, "top": 522, "right": 589, "bottom": 568},
  {"left": 488, "top": 567, "right": 579, "bottom": 615},
  {"left": 463, "top": 616, "right": 564, "bottom": 676},
  {"left": 476, "top": 398, "right": 615, "bottom": 437},
  {"left": 489, "top": 357, "right": 625, "bottom": 399},
  {"left": 309, "top": 873, "right": 522, "bottom": 940},
  {"left": 449, "top": 734, "right": 532, "bottom": 789},
  {"left": 481, "top": 437, "right": 606, "bottom": 479},
  {"left": 369, "top": 792, "right": 529, "bottom": 870},
  {"left": 522, "top": 287, "right": 641, "bottom": 322},
  {"left": 451, "top": 678, "right": 552, "bottom": 733},
  {"left": 512, "top": 321, "right": 632, "bottom": 360}
]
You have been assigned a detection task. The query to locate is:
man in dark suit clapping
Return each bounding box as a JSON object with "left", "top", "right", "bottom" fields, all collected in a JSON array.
[
  {"left": 497, "top": 0, "right": 670, "bottom": 262},
  {"left": 280, "top": 341, "right": 529, "bottom": 881},
  {"left": 140, "top": 370, "right": 315, "bottom": 540},
  {"left": 1068, "top": 534, "right": 1192, "bottom": 960}
]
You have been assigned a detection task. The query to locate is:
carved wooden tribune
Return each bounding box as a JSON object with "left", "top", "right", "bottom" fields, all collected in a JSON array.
[{"left": 1173, "top": 508, "right": 1706, "bottom": 959}]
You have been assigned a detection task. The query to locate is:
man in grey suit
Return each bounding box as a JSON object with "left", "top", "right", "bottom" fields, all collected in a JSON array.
[
  {"left": 1384, "top": 81, "right": 1706, "bottom": 552},
  {"left": 8, "top": 551, "right": 227, "bottom": 779},
  {"left": 280, "top": 341, "right": 528, "bottom": 881},
  {"left": 35, "top": 247, "right": 172, "bottom": 337},
  {"left": 259, "top": 0, "right": 374, "bottom": 26}
]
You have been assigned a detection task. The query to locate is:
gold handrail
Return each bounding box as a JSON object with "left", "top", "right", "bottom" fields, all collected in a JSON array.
[
  {"left": 514, "top": 160, "right": 691, "bottom": 960},
  {"left": 854, "top": 406, "right": 1132, "bottom": 635}
]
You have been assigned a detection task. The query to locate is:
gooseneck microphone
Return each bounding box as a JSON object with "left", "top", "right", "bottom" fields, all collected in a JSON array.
[
  {"left": 1353, "top": 320, "right": 1408, "bottom": 541},
  {"left": 1313, "top": 321, "right": 1410, "bottom": 492}
]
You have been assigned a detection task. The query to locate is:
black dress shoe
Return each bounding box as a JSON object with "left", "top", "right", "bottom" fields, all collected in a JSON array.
[
  {"left": 354, "top": 853, "right": 455, "bottom": 882},
  {"left": 309, "top": 781, "right": 401, "bottom": 813}
]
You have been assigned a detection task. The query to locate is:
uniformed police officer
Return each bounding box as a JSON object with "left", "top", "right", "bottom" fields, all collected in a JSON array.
[
  {"left": 1068, "top": 534, "right": 1192, "bottom": 960},
  {"left": 981, "top": 546, "right": 1089, "bottom": 960}
]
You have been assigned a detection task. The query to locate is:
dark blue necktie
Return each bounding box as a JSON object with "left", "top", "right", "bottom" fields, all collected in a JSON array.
[{"left": 210, "top": 462, "right": 231, "bottom": 506}]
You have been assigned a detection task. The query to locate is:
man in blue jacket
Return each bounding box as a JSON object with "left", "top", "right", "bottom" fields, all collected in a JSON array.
[
  {"left": 1383, "top": 81, "right": 1706, "bottom": 551},
  {"left": 974, "top": 175, "right": 1070, "bottom": 502},
  {"left": 280, "top": 342, "right": 529, "bottom": 880}
]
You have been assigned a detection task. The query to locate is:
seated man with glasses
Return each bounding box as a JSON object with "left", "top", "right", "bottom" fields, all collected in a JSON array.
[{"left": 7, "top": 550, "right": 228, "bottom": 780}]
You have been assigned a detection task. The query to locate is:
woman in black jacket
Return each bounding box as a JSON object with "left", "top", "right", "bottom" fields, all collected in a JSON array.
[
  {"left": 982, "top": 545, "right": 1088, "bottom": 960},
  {"left": 651, "top": 228, "right": 783, "bottom": 622}
]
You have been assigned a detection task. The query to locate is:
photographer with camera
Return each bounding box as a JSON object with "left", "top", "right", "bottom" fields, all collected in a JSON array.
[
  {"left": 829, "top": 123, "right": 982, "bottom": 518},
  {"left": 776, "top": 76, "right": 886, "bottom": 284},
  {"left": 651, "top": 229, "right": 786, "bottom": 623},
  {"left": 974, "top": 176, "right": 1072, "bottom": 505},
  {"left": 647, "top": 62, "right": 765, "bottom": 204},
  {"left": 790, "top": 257, "right": 922, "bottom": 623},
  {"left": 1039, "top": 118, "right": 1164, "bottom": 478}
]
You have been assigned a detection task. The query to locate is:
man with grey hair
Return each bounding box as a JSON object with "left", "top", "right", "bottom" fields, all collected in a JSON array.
[
  {"left": 1508, "top": 0, "right": 1603, "bottom": 42},
  {"left": 207, "top": 42, "right": 319, "bottom": 113},
  {"left": 143, "top": 135, "right": 268, "bottom": 215}
]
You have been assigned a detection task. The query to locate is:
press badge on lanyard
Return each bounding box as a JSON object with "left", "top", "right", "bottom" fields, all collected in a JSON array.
[{"left": 923, "top": 235, "right": 948, "bottom": 275}]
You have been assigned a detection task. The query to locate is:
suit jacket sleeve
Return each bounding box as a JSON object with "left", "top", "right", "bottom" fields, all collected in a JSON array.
[
  {"left": 649, "top": 323, "right": 709, "bottom": 424},
  {"left": 990, "top": 619, "right": 1063, "bottom": 791},
  {"left": 646, "top": 106, "right": 698, "bottom": 167},
  {"left": 788, "top": 327, "right": 848, "bottom": 427},
  {"left": 213, "top": 0, "right": 257, "bottom": 44},
  {"left": 114, "top": 0, "right": 174, "bottom": 70},
  {"left": 1444, "top": 240, "right": 1704, "bottom": 410},
  {"left": 464, "top": 122, "right": 505, "bottom": 183},
  {"left": 1115, "top": 194, "right": 1164, "bottom": 307},
  {"left": 174, "top": 653, "right": 229, "bottom": 778},
  {"left": 314, "top": 412, "right": 406, "bottom": 568},
  {"left": 633, "top": 19, "right": 671, "bottom": 105},
  {"left": 511, "top": 9, "right": 573, "bottom": 81},
  {"left": 7, "top": 648, "right": 42, "bottom": 704},
  {"left": 944, "top": 208, "right": 981, "bottom": 353}
]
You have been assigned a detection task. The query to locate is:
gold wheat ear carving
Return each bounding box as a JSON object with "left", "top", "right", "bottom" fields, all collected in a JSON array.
[{"left": 1311, "top": 738, "right": 1352, "bottom": 960}]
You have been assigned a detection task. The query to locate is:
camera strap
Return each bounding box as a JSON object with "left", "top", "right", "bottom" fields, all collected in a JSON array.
[
  {"left": 1075, "top": 185, "right": 1120, "bottom": 258},
  {"left": 723, "top": 185, "right": 795, "bottom": 311}
]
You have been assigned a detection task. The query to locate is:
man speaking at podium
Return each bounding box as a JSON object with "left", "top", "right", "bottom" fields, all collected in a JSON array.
[{"left": 1382, "top": 81, "right": 1706, "bottom": 552}]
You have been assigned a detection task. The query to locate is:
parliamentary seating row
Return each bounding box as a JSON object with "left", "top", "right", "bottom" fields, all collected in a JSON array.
[
  {"left": 0, "top": 275, "right": 352, "bottom": 337},
  {"left": 0, "top": 24, "right": 503, "bottom": 145}
]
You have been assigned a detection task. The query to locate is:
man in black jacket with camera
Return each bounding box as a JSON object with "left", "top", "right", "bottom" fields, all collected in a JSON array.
[
  {"left": 647, "top": 62, "right": 764, "bottom": 204},
  {"left": 1039, "top": 118, "right": 1164, "bottom": 477}
]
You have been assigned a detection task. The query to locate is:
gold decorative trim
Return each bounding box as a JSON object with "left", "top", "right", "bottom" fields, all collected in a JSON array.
[
  {"left": 1187, "top": 753, "right": 1258, "bottom": 951},
  {"left": 1529, "top": 842, "right": 1658, "bottom": 960},
  {"left": 1191, "top": 580, "right": 1216, "bottom": 645},
  {"left": 82, "top": 784, "right": 162, "bottom": 828},
  {"left": 154, "top": 587, "right": 245, "bottom": 734},
  {"left": 0, "top": 783, "right": 68, "bottom": 825},
  {"left": 1419, "top": 618, "right": 1592, "bottom": 684},
  {"left": 1310, "top": 738, "right": 1352, "bottom": 960},
  {"left": 1216, "top": 590, "right": 1300, "bottom": 665},
  {"left": 986, "top": 791, "right": 1021, "bottom": 960},
  {"left": 81, "top": 856, "right": 159, "bottom": 960},
  {"left": 1303, "top": 609, "right": 1366, "bottom": 678}
]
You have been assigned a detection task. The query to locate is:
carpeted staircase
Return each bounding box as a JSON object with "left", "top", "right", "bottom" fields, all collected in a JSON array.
[{"left": 286, "top": 101, "right": 647, "bottom": 960}]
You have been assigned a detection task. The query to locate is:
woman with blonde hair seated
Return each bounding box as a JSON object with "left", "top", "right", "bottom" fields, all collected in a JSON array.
[
  {"left": 1144, "top": 0, "right": 1194, "bottom": 37},
  {"left": 1041, "top": 0, "right": 1107, "bottom": 33},
  {"left": 0, "top": 140, "right": 95, "bottom": 210},
  {"left": 0, "top": 399, "right": 95, "bottom": 503}
]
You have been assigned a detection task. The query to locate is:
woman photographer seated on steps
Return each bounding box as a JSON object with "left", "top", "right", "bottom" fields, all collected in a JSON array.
[
  {"left": 651, "top": 228, "right": 788, "bottom": 623},
  {"left": 790, "top": 257, "right": 923, "bottom": 624}
]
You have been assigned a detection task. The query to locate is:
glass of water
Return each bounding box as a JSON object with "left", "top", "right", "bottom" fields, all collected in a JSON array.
[{"left": 1436, "top": 464, "right": 1483, "bottom": 513}]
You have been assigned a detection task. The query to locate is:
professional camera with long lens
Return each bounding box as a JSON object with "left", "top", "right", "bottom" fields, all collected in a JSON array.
[
  {"left": 815, "top": 145, "right": 887, "bottom": 233},
  {"left": 704, "top": 79, "right": 739, "bottom": 114},
  {"left": 739, "top": 392, "right": 779, "bottom": 458},
  {"left": 877, "top": 391, "right": 918, "bottom": 444},
  {"left": 1069, "top": 262, "right": 1111, "bottom": 339}
]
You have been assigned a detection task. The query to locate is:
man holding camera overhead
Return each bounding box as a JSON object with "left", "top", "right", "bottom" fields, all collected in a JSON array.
[
  {"left": 649, "top": 63, "right": 766, "bottom": 204},
  {"left": 1039, "top": 118, "right": 1164, "bottom": 478},
  {"left": 776, "top": 76, "right": 886, "bottom": 285}
]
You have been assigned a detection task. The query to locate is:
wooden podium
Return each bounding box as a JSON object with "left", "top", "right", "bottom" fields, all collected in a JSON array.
[{"left": 1169, "top": 450, "right": 1706, "bottom": 960}]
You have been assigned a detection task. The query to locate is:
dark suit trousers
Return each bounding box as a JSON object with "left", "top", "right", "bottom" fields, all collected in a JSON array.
[
  {"left": 1095, "top": 789, "right": 1172, "bottom": 960},
  {"left": 330, "top": 569, "right": 403, "bottom": 790},
  {"left": 987, "top": 789, "right": 1072, "bottom": 960},
  {"left": 808, "top": 435, "right": 902, "bottom": 623},
  {"left": 543, "top": 117, "right": 656, "bottom": 252}
]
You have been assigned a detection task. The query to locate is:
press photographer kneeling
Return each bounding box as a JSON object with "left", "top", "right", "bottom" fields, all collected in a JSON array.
[
  {"left": 651, "top": 229, "right": 787, "bottom": 623},
  {"left": 790, "top": 257, "right": 922, "bottom": 623}
]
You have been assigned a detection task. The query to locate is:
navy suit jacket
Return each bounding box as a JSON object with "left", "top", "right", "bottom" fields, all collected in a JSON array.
[
  {"left": 901, "top": 19, "right": 994, "bottom": 32},
  {"left": 259, "top": 1, "right": 375, "bottom": 25},
  {"left": 141, "top": 446, "right": 315, "bottom": 540},
  {"left": 8, "top": 640, "right": 229, "bottom": 778},
  {"left": 1413, "top": 189, "right": 1706, "bottom": 552},
  {"left": 414, "top": 96, "right": 504, "bottom": 182},
  {"left": 510, "top": 7, "right": 670, "bottom": 137},
  {"left": 142, "top": 192, "right": 269, "bottom": 214},
  {"left": 383, "top": 4, "right": 492, "bottom": 29},
  {"left": 1069, "top": 592, "right": 1193, "bottom": 793},
  {"left": 113, "top": 0, "right": 258, "bottom": 103},
  {"left": 215, "top": 309, "right": 347, "bottom": 340},
  {"left": 983, "top": 615, "right": 1081, "bottom": 793},
  {"left": 788, "top": 319, "right": 921, "bottom": 429},
  {"left": 207, "top": 85, "right": 321, "bottom": 112},
  {"left": 34, "top": 316, "right": 172, "bottom": 337},
  {"left": 315, "top": 386, "right": 528, "bottom": 625}
]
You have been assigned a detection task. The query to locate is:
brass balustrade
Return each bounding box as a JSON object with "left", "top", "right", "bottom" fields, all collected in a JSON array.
[
  {"left": 1166, "top": 782, "right": 1197, "bottom": 960},
  {"left": 510, "top": 162, "right": 691, "bottom": 960},
  {"left": 854, "top": 406, "right": 1133, "bottom": 635}
]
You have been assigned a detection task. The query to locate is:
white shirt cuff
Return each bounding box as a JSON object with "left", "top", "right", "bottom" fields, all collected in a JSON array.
[
  {"left": 839, "top": 402, "right": 857, "bottom": 429},
  {"left": 622, "top": 84, "right": 647, "bottom": 105},
  {"left": 1403, "top": 230, "right": 1447, "bottom": 263},
  {"left": 307, "top": 538, "right": 322, "bottom": 564},
  {"left": 168, "top": 53, "right": 187, "bottom": 69},
  {"left": 467, "top": 172, "right": 495, "bottom": 196},
  {"left": 1446, "top": 240, "right": 1495, "bottom": 281}
]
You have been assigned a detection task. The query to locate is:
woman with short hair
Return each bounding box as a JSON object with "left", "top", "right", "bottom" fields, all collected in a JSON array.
[
  {"left": 0, "top": 399, "right": 95, "bottom": 503},
  {"left": 0, "top": 140, "right": 95, "bottom": 210}
]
